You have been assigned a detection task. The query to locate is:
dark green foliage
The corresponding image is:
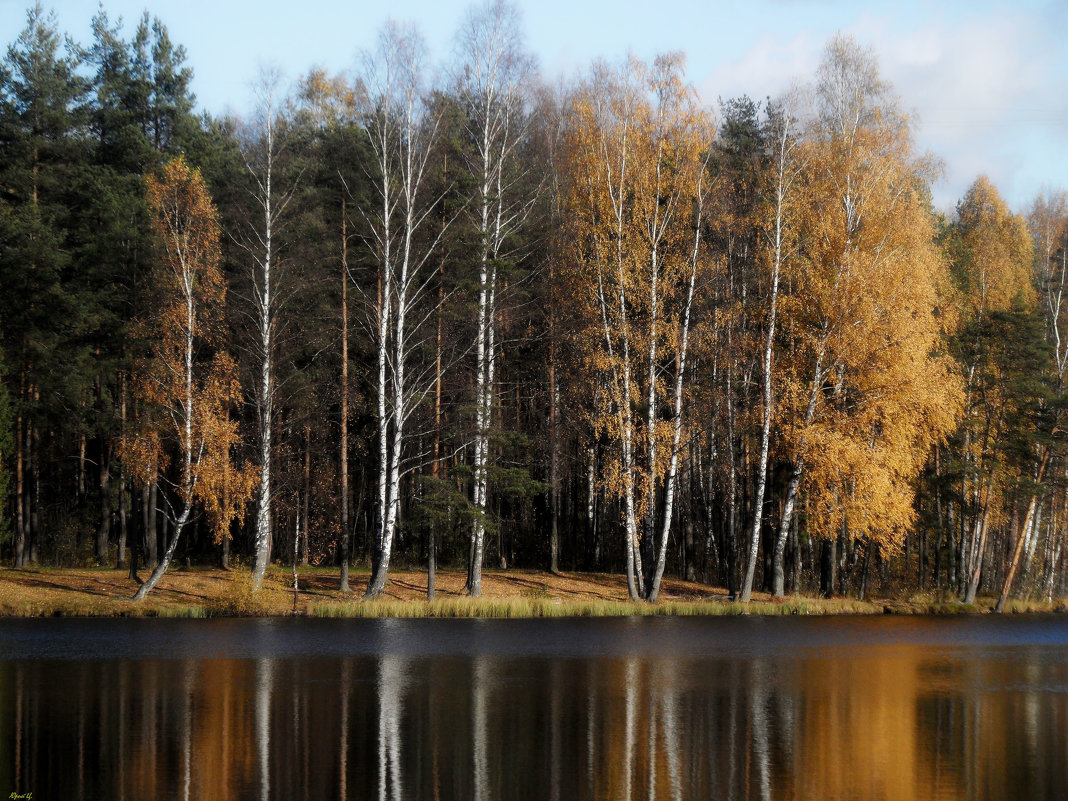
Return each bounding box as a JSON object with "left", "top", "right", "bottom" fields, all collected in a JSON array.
[{"left": 0, "top": 4, "right": 204, "bottom": 565}]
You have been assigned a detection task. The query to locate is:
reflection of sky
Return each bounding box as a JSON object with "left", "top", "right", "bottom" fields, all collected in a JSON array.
[{"left": 18, "top": 0, "right": 1065, "bottom": 213}]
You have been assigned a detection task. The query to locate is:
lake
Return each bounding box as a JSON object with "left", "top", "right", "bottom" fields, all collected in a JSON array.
[{"left": 1, "top": 615, "right": 1066, "bottom": 800}]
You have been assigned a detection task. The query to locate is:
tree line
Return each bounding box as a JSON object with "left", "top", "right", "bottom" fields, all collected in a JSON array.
[{"left": 1, "top": 1, "right": 1064, "bottom": 606}]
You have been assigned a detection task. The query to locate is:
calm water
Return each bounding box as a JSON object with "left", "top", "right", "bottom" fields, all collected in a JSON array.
[{"left": 1, "top": 615, "right": 1066, "bottom": 800}]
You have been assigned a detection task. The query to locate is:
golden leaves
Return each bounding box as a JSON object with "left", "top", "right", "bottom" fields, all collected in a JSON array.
[
  {"left": 778, "top": 65, "right": 964, "bottom": 548},
  {"left": 560, "top": 55, "right": 714, "bottom": 517},
  {"left": 123, "top": 157, "right": 256, "bottom": 542},
  {"left": 958, "top": 175, "right": 1035, "bottom": 318}
]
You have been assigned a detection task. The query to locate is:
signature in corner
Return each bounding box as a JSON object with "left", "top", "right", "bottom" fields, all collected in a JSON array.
[{"left": 9, "top": 792, "right": 33, "bottom": 800}]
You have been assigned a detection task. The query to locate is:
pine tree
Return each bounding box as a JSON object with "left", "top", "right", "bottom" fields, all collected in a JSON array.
[{"left": 0, "top": 2, "right": 89, "bottom": 565}]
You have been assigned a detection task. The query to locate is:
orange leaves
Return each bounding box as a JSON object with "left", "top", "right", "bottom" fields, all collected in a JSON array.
[
  {"left": 560, "top": 54, "right": 714, "bottom": 522},
  {"left": 777, "top": 39, "right": 964, "bottom": 548},
  {"left": 123, "top": 157, "right": 256, "bottom": 544},
  {"left": 144, "top": 156, "right": 226, "bottom": 346},
  {"left": 958, "top": 176, "right": 1035, "bottom": 319}
]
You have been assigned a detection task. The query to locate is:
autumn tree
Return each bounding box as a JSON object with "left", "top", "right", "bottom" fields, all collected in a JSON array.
[
  {"left": 563, "top": 54, "right": 714, "bottom": 602},
  {"left": 773, "top": 36, "right": 961, "bottom": 597},
  {"left": 126, "top": 157, "right": 255, "bottom": 600}
]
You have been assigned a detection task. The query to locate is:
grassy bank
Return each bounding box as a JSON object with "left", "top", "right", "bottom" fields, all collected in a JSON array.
[{"left": 0, "top": 565, "right": 1063, "bottom": 618}]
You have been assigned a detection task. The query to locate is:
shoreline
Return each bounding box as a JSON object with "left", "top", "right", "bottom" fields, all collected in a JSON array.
[{"left": 0, "top": 565, "right": 1063, "bottom": 619}]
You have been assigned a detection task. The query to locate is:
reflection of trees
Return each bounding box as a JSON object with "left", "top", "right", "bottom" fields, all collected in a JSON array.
[
  {"left": 339, "top": 659, "right": 351, "bottom": 801},
  {"left": 473, "top": 655, "right": 491, "bottom": 801},
  {"left": 378, "top": 654, "right": 406, "bottom": 801},
  {"left": 255, "top": 658, "right": 272, "bottom": 801},
  {"left": 4, "top": 637, "right": 1068, "bottom": 800}
]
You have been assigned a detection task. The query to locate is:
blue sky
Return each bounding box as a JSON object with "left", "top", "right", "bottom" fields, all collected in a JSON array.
[{"left": 4, "top": 0, "right": 1065, "bottom": 213}]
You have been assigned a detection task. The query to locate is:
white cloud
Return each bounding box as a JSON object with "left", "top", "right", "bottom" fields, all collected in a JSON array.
[
  {"left": 695, "top": 5, "right": 1067, "bottom": 213},
  {"left": 697, "top": 30, "right": 819, "bottom": 107},
  {"left": 872, "top": 11, "right": 1064, "bottom": 211}
]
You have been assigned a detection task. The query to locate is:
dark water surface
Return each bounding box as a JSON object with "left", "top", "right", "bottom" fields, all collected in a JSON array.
[{"left": 1, "top": 615, "right": 1066, "bottom": 800}]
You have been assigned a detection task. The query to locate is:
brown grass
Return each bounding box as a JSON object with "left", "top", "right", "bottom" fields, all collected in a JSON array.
[{"left": 0, "top": 565, "right": 1063, "bottom": 618}]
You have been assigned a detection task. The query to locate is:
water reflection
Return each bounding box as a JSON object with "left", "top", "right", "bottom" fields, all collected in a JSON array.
[{"left": 2, "top": 618, "right": 1067, "bottom": 800}]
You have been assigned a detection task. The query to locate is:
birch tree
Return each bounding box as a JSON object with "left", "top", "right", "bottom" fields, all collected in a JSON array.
[
  {"left": 236, "top": 70, "right": 300, "bottom": 591},
  {"left": 455, "top": 0, "right": 537, "bottom": 595},
  {"left": 740, "top": 95, "right": 806, "bottom": 601},
  {"left": 126, "top": 157, "right": 255, "bottom": 600},
  {"left": 774, "top": 36, "right": 961, "bottom": 596},
  {"left": 564, "top": 54, "right": 714, "bottom": 602},
  {"left": 359, "top": 22, "right": 450, "bottom": 599}
]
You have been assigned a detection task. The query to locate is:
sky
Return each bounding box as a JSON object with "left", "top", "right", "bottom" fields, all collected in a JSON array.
[{"left": 3, "top": 0, "right": 1066, "bottom": 213}]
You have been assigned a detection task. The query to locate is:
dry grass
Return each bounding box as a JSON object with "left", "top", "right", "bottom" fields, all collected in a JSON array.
[{"left": 0, "top": 565, "right": 1062, "bottom": 618}]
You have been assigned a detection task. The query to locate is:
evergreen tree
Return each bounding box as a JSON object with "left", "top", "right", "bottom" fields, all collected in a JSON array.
[{"left": 0, "top": 2, "right": 89, "bottom": 565}]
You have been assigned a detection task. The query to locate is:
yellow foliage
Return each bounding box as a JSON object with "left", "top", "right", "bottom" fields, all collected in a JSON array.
[
  {"left": 560, "top": 55, "right": 715, "bottom": 532},
  {"left": 119, "top": 157, "right": 257, "bottom": 545},
  {"left": 780, "top": 39, "right": 964, "bottom": 550},
  {"left": 957, "top": 175, "right": 1035, "bottom": 318}
]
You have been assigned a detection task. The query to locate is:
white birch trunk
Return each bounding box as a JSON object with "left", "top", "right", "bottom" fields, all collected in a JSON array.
[
  {"left": 646, "top": 173, "right": 705, "bottom": 603},
  {"left": 134, "top": 254, "right": 198, "bottom": 601},
  {"left": 768, "top": 347, "right": 824, "bottom": 600},
  {"left": 469, "top": 210, "right": 492, "bottom": 594},
  {"left": 1021, "top": 497, "right": 1043, "bottom": 588},
  {"left": 746, "top": 106, "right": 801, "bottom": 602},
  {"left": 244, "top": 76, "right": 290, "bottom": 591},
  {"left": 460, "top": 2, "right": 533, "bottom": 595},
  {"left": 363, "top": 36, "right": 443, "bottom": 597},
  {"left": 252, "top": 146, "right": 273, "bottom": 589}
]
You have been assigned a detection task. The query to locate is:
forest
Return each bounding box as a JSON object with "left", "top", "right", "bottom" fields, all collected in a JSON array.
[{"left": 0, "top": 0, "right": 1065, "bottom": 609}]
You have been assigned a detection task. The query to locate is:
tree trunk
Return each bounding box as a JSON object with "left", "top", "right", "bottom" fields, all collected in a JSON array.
[
  {"left": 858, "top": 539, "right": 872, "bottom": 600},
  {"left": 726, "top": 366, "right": 738, "bottom": 599},
  {"left": 741, "top": 142, "right": 787, "bottom": 603},
  {"left": 246, "top": 84, "right": 285, "bottom": 592},
  {"left": 645, "top": 217, "right": 701, "bottom": 604},
  {"left": 819, "top": 537, "right": 836, "bottom": 598},
  {"left": 339, "top": 200, "right": 352, "bottom": 593},
  {"left": 365, "top": 180, "right": 392, "bottom": 600},
  {"left": 995, "top": 493, "right": 1040, "bottom": 612},
  {"left": 117, "top": 472, "right": 128, "bottom": 569},
  {"left": 771, "top": 352, "right": 822, "bottom": 598},
  {"left": 147, "top": 480, "right": 158, "bottom": 568},
  {"left": 292, "top": 503, "right": 300, "bottom": 614},
  {"left": 14, "top": 383, "right": 25, "bottom": 568},
  {"left": 468, "top": 253, "right": 496, "bottom": 597},
  {"left": 365, "top": 223, "right": 410, "bottom": 600},
  {"left": 996, "top": 448, "right": 1051, "bottom": 612},
  {"left": 549, "top": 334, "right": 560, "bottom": 575},
  {"left": 133, "top": 505, "right": 190, "bottom": 600},
  {"left": 302, "top": 422, "right": 311, "bottom": 566},
  {"left": 964, "top": 500, "right": 992, "bottom": 604},
  {"left": 429, "top": 255, "right": 444, "bottom": 600},
  {"left": 96, "top": 446, "right": 111, "bottom": 565}
]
